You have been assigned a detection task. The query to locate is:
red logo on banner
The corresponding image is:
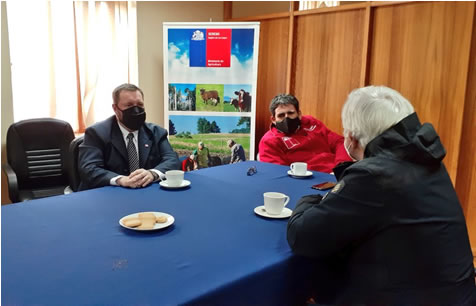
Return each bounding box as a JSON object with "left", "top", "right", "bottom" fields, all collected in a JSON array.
[{"left": 206, "top": 29, "right": 231, "bottom": 67}]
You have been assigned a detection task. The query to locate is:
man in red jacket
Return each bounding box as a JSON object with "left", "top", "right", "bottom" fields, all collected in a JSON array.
[{"left": 258, "top": 94, "right": 350, "bottom": 173}]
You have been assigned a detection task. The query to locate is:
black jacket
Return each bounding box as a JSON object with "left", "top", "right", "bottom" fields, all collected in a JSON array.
[
  {"left": 78, "top": 116, "right": 181, "bottom": 190},
  {"left": 287, "top": 113, "right": 475, "bottom": 305}
]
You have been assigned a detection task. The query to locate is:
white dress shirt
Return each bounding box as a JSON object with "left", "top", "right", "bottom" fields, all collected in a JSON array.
[{"left": 110, "top": 122, "right": 164, "bottom": 185}]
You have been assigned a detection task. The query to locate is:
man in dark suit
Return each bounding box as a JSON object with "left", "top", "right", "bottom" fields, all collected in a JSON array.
[{"left": 79, "top": 83, "right": 181, "bottom": 190}]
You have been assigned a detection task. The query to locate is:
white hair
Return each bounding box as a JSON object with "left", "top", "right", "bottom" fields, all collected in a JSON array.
[{"left": 341, "top": 86, "right": 414, "bottom": 149}]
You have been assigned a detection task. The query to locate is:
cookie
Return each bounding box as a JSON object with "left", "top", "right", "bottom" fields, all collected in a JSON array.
[
  {"left": 138, "top": 220, "right": 155, "bottom": 229},
  {"left": 138, "top": 212, "right": 156, "bottom": 220},
  {"left": 156, "top": 216, "right": 167, "bottom": 223},
  {"left": 123, "top": 218, "right": 142, "bottom": 228}
]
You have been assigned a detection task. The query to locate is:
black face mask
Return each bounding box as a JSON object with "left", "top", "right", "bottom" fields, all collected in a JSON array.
[
  {"left": 119, "top": 106, "right": 146, "bottom": 131},
  {"left": 275, "top": 117, "right": 301, "bottom": 134}
]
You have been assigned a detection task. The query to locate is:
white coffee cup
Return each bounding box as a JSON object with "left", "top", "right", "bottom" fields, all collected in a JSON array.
[
  {"left": 165, "top": 170, "right": 184, "bottom": 187},
  {"left": 263, "top": 192, "right": 290, "bottom": 215},
  {"left": 290, "top": 162, "right": 307, "bottom": 176}
]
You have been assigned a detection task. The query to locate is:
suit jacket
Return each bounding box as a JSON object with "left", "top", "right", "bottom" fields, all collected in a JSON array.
[{"left": 78, "top": 116, "right": 181, "bottom": 190}]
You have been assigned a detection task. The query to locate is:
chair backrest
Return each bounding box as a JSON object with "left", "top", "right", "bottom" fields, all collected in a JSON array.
[
  {"left": 6, "top": 118, "right": 75, "bottom": 190},
  {"left": 68, "top": 135, "right": 84, "bottom": 192}
]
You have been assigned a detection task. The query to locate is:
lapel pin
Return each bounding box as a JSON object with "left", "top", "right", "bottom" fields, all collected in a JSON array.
[{"left": 145, "top": 144, "right": 149, "bottom": 148}]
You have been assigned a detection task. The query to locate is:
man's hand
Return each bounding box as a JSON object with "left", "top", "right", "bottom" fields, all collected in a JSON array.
[
  {"left": 117, "top": 169, "right": 154, "bottom": 188},
  {"left": 116, "top": 176, "right": 138, "bottom": 188},
  {"left": 129, "top": 169, "right": 155, "bottom": 188}
]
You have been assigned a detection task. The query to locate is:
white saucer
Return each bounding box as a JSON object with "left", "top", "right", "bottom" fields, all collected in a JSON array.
[
  {"left": 159, "top": 179, "right": 191, "bottom": 189},
  {"left": 287, "top": 170, "right": 313, "bottom": 178},
  {"left": 254, "top": 206, "right": 292, "bottom": 219}
]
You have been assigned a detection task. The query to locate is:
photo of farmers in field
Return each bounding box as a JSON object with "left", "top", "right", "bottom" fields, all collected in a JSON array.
[
  {"left": 223, "top": 84, "right": 252, "bottom": 112},
  {"left": 169, "top": 115, "right": 250, "bottom": 169},
  {"left": 168, "top": 83, "right": 196, "bottom": 111}
]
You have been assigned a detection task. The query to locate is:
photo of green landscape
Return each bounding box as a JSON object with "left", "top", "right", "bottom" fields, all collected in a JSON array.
[
  {"left": 170, "top": 133, "right": 249, "bottom": 159},
  {"left": 169, "top": 115, "right": 251, "bottom": 163}
]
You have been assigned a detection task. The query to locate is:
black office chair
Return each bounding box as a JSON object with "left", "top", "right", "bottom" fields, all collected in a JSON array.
[
  {"left": 67, "top": 135, "right": 84, "bottom": 192},
  {"left": 3, "top": 118, "right": 75, "bottom": 203}
]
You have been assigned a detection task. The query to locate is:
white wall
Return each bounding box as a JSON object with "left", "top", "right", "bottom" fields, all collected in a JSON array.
[
  {"left": 137, "top": 1, "right": 224, "bottom": 126},
  {"left": 1, "top": 2, "right": 14, "bottom": 204},
  {"left": 1, "top": 2, "right": 13, "bottom": 146}
]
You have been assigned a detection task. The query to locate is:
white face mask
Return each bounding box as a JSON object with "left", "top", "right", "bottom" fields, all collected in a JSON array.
[{"left": 344, "top": 138, "right": 358, "bottom": 162}]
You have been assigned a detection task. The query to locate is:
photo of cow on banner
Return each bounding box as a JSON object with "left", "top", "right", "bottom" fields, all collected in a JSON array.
[
  {"left": 163, "top": 22, "right": 259, "bottom": 168},
  {"left": 197, "top": 85, "right": 223, "bottom": 111},
  {"left": 226, "top": 85, "right": 252, "bottom": 112}
]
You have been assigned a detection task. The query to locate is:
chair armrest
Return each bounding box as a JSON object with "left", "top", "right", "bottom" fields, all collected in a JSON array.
[{"left": 2, "top": 163, "right": 19, "bottom": 203}]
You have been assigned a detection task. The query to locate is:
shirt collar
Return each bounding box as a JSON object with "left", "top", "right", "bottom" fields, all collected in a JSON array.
[{"left": 117, "top": 120, "right": 139, "bottom": 141}]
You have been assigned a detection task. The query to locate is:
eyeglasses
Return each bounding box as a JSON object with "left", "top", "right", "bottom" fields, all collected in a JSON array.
[{"left": 247, "top": 166, "right": 257, "bottom": 176}]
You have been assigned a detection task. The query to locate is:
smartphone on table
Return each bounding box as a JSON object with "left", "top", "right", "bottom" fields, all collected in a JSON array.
[{"left": 312, "top": 181, "right": 336, "bottom": 191}]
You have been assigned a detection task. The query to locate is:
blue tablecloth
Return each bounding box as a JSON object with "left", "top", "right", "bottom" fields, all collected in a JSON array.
[{"left": 2, "top": 161, "right": 335, "bottom": 306}]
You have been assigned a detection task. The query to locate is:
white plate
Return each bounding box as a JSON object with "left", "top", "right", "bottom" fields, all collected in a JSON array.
[
  {"left": 254, "top": 206, "right": 292, "bottom": 219},
  {"left": 159, "top": 179, "right": 191, "bottom": 189},
  {"left": 287, "top": 170, "right": 313, "bottom": 178},
  {"left": 119, "top": 211, "right": 175, "bottom": 231}
]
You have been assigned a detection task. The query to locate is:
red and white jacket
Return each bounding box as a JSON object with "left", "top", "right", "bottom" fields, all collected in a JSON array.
[{"left": 258, "top": 115, "right": 351, "bottom": 173}]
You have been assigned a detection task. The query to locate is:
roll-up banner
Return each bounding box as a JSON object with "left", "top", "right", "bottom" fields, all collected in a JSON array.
[{"left": 163, "top": 22, "right": 260, "bottom": 168}]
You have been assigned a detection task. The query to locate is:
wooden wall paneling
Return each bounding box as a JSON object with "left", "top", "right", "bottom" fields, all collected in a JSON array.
[
  {"left": 228, "top": 12, "right": 290, "bottom": 22},
  {"left": 285, "top": 3, "right": 297, "bottom": 93},
  {"left": 223, "top": 1, "right": 232, "bottom": 21},
  {"left": 231, "top": 2, "right": 290, "bottom": 20},
  {"left": 291, "top": 1, "right": 299, "bottom": 12},
  {"left": 370, "top": 1, "right": 414, "bottom": 8},
  {"left": 360, "top": 4, "right": 372, "bottom": 87},
  {"left": 255, "top": 18, "right": 290, "bottom": 157},
  {"left": 456, "top": 4, "right": 476, "bottom": 248},
  {"left": 369, "top": 1, "right": 475, "bottom": 182},
  {"left": 294, "top": 2, "right": 368, "bottom": 16},
  {"left": 292, "top": 9, "right": 366, "bottom": 133}
]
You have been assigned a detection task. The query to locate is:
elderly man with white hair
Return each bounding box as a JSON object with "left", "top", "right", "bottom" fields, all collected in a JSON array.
[{"left": 287, "top": 86, "right": 476, "bottom": 304}]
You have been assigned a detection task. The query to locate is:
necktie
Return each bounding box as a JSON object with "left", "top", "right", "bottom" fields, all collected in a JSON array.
[{"left": 127, "top": 133, "right": 139, "bottom": 172}]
